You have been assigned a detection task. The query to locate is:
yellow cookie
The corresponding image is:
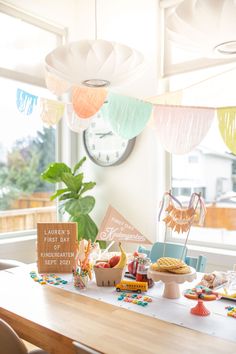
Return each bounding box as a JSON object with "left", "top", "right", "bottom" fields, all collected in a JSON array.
[
  {"left": 151, "top": 263, "right": 167, "bottom": 272},
  {"left": 168, "top": 266, "right": 191, "bottom": 274},
  {"left": 157, "top": 257, "right": 185, "bottom": 270}
]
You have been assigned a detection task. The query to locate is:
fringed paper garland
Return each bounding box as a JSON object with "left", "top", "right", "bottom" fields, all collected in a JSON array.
[
  {"left": 153, "top": 106, "right": 214, "bottom": 154},
  {"left": 147, "top": 91, "right": 183, "bottom": 105},
  {"left": 217, "top": 107, "right": 236, "bottom": 154},
  {"left": 45, "top": 70, "right": 71, "bottom": 96},
  {"left": 16, "top": 89, "right": 38, "bottom": 115},
  {"left": 72, "top": 86, "right": 107, "bottom": 119},
  {"left": 66, "top": 104, "right": 92, "bottom": 132},
  {"left": 40, "top": 98, "right": 64, "bottom": 126},
  {"left": 158, "top": 192, "right": 206, "bottom": 234},
  {"left": 101, "top": 92, "right": 153, "bottom": 139},
  {"left": 147, "top": 92, "right": 183, "bottom": 129}
]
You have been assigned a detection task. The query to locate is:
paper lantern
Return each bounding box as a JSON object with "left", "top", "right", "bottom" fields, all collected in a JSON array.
[
  {"left": 66, "top": 105, "right": 92, "bottom": 133},
  {"left": 153, "top": 105, "right": 214, "bottom": 154},
  {"left": 217, "top": 107, "right": 236, "bottom": 154},
  {"left": 40, "top": 98, "right": 64, "bottom": 126},
  {"left": 45, "top": 40, "right": 144, "bottom": 89},
  {"left": 101, "top": 92, "right": 152, "bottom": 139},
  {"left": 72, "top": 86, "right": 107, "bottom": 119}
]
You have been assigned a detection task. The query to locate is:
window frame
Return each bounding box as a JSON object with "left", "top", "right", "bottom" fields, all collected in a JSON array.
[
  {"left": 158, "top": 0, "right": 236, "bottom": 251},
  {"left": 165, "top": 140, "right": 236, "bottom": 252},
  {"left": 0, "top": 3, "right": 77, "bottom": 240}
]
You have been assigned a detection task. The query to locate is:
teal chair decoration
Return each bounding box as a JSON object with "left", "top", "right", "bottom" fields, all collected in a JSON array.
[
  {"left": 185, "top": 255, "right": 207, "bottom": 272},
  {"left": 149, "top": 242, "right": 187, "bottom": 264},
  {"left": 137, "top": 245, "right": 151, "bottom": 258},
  {"left": 138, "top": 242, "right": 207, "bottom": 272}
]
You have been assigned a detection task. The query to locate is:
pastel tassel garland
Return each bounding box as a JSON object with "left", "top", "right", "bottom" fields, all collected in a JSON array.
[{"left": 16, "top": 89, "right": 38, "bottom": 115}]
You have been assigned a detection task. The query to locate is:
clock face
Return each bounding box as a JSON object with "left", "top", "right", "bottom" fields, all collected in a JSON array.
[{"left": 83, "top": 114, "right": 135, "bottom": 167}]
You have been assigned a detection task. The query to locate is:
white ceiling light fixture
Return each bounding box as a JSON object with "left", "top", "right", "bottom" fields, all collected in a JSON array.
[
  {"left": 214, "top": 41, "right": 236, "bottom": 56},
  {"left": 166, "top": 0, "right": 236, "bottom": 58},
  {"left": 45, "top": 39, "right": 144, "bottom": 89},
  {"left": 44, "top": 0, "right": 144, "bottom": 93}
]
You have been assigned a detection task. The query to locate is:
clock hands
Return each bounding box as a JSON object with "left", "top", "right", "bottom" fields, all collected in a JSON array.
[{"left": 95, "top": 131, "right": 113, "bottom": 139}]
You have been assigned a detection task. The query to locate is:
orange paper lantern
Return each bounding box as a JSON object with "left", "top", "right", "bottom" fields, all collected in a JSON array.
[{"left": 72, "top": 86, "right": 107, "bottom": 119}]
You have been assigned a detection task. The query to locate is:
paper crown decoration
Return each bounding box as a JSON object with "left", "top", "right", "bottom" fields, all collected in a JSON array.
[
  {"left": 96, "top": 205, "right": 152, "bottom": 244},
  {"left": 45, "top": 39, "right": 144, "bottom": 93}
]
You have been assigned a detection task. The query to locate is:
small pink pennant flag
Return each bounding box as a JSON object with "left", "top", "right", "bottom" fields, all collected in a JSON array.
[{"left": 96, "top": 205, "right": 152, "bottom": 244}]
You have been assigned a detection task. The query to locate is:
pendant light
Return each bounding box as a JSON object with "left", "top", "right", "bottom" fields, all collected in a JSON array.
[{"left": 44, "top": 0, "right": 144, "bottom": 94}]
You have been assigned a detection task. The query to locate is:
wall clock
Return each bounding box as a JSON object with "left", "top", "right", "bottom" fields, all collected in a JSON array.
[{"left": 83, "top": 114, "right": 135, "bottom": 167}]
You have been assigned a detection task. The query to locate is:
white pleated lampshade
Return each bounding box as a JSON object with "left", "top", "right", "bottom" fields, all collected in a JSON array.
[
  {"left": 45, "top": 40, "right": 144, "bottom": 89},
  {"left": 166, "top": 0, "right": 236, "bottom": 57}
]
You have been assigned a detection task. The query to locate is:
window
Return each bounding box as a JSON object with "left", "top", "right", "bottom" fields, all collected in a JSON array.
[
  {"left": 0, "top": 77, "right": 56, "bottom": 235},
  {"left": 169, "top": 117, "right": 236, "bottom": 250},
  {"left": 0, "top": 5, "right": 66, "bottom": 237},
  {"left": 161, "top": 2, "right": 236, "bottom": 250},
  {"left": 0, "top": 11, "right": 60, "bottom": 81}
]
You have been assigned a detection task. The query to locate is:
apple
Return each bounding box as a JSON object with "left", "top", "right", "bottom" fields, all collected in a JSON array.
[
  {"left": 95, "top": 262, "right": 110, "bottom": 268},
  {"left": 128, "top": 259, "right": 138, "bottom": 276},
  {"left": 108, "top": 255, "right": 120, "bottom": 268},
  {"left": 103, "top": 263, "right": 111, "bottom": 268}
]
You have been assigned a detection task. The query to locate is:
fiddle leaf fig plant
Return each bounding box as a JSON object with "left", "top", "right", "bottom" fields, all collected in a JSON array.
[{"left": 41, "top": 157, "right": 98, "bottom": 242}]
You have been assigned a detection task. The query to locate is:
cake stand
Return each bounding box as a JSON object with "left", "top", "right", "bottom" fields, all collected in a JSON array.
[
  {"left": 184, "top": 286, "right": 221, "bottom": 316},
  {"left": 147, "top": 267, "right": 197, "bottom": 299}
]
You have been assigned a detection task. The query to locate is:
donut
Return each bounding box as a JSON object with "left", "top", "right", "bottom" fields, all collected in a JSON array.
[{"left": 185, "top": 293, "right": 198, "bottom": 300}]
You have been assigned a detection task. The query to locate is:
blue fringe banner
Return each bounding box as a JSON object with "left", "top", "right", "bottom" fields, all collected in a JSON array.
[{"left": 16, "top": 89, "right": 38, "bottom": 115}]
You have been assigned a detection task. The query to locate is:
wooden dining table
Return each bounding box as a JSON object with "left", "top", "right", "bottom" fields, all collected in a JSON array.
[{"left": 0, "top": 266, "right": 236, "bottom": 354}]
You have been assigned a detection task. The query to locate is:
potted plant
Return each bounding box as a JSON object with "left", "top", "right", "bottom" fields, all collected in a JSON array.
[{"left": 41, "top": 156, "right": 98, "bottom": 242}]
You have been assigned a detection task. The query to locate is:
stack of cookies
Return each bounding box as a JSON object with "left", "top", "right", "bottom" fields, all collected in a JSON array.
[{"left": 151, "top": 257, "right": 191, "bottom": 274}]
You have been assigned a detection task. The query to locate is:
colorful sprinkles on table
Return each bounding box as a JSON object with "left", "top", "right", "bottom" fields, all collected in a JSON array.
[
  {"left": 225, "top": 306, "right": 236, "bottom": 318},
  {"left": 117, "top": 292, "right": 152, "bottom": 307},
  {"left": 30, "top": 271, "right": 68, "bottom": 286}
]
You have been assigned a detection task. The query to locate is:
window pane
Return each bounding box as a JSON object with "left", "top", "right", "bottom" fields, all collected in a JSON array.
[
  {"left": 0, "top": 12, "right": 59, "bottom": 79},
  {"left": 0, "top": 77, "right": 56, "bottom": 234},
  {"left": 171, "top": 119, "right": 236, "bottom": 247}
]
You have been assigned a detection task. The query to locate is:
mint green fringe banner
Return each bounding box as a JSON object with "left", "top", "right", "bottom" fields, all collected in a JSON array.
[{"left": 101, "top": 92, "right": 153, "bottom": 139}]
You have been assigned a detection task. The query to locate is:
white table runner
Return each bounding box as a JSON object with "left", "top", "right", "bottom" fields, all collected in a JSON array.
[{"left": 10, "top": 266, "right": 236, "bottom": 343}]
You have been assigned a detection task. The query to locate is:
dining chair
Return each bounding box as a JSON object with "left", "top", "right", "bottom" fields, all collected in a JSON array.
[
  {"left": 73, "top": 341, "right": 102, "bottom": 354},
  {"left": 138, "top": 242, "right": 207, "bottom": 272},
  {"left": 0, "top": 319, "right": 48, "bottom": 354},
  {"left": 149, "top": 242, "right": 187, "bottom": 263},
  {"left": 0, "top": 259, "right": 25, "bottom": 270}
]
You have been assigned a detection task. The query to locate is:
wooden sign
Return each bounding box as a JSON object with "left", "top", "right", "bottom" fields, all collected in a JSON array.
[
  {"left": 37, "top": 222, "right": 77, "bottom": 273},
  {"left": 96, "top": 205, "right": 152, "bottom": 244}
]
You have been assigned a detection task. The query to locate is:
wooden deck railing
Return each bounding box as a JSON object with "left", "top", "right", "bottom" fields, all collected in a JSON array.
[
  {"left": 1, "top": 203, "right": 236, "bottom": 234},
  {"left": 203, "top": 205, "right": 236, "bottom": 230},
  {"left": 0, "top": 206, "right": 57, "bottom": 233}
]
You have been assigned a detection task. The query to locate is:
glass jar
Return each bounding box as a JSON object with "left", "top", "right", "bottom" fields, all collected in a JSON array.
[
  {"left": 73, "top": 270, "right": 88, "bottom": 289},
  {"left": 136, "top": 257, "right": 153, "bottom": 288}
]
